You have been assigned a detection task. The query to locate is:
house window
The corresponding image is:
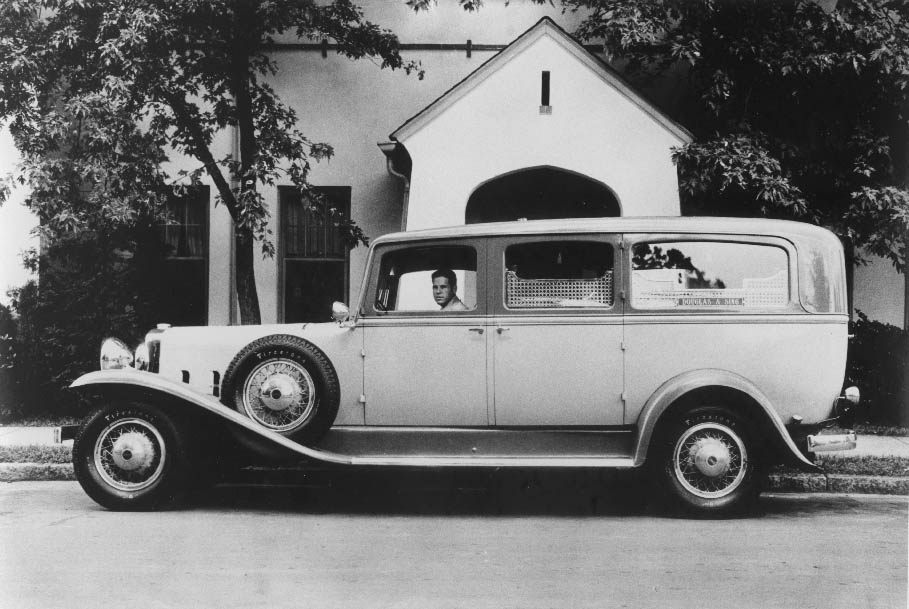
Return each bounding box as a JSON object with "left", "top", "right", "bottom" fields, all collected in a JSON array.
[
  {"left": 280, "top": 186, "right": 351, "bottom": 323},
  {"left": 155, "top": 187, "right": 209, "bottom": 326}
]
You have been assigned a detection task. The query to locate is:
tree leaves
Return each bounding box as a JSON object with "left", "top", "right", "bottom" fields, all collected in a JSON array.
[
  {"left": 0, "top": 0, "right": 416, "bottom": 323},
  {"left": 563, "top": 0, "right": 909, "bottom": 269}
]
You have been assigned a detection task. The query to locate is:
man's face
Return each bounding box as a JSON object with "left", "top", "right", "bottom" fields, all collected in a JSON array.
[{"left": 432, "top": 276, "right": 454, "bottom": 307}]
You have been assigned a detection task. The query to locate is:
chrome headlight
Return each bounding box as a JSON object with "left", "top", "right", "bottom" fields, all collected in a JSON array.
[
  {"left": 134, "top": 342, "right": 150, "bottom": 371},
  {"left": 100, "top": 338, "right": 134, "bottom": 370}
]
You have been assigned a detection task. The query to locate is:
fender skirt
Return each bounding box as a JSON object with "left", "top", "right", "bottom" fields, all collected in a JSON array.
[
  {"left": 70, "top": 370, "right": 353, "bottom": 466},
  {"left": 632, "top": 369, "right": 820, "bottom": 471}
]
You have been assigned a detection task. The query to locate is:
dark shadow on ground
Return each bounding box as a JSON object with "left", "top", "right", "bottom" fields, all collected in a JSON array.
[{"left": 184, "top": 467, "right": 656, "bottom": 517}]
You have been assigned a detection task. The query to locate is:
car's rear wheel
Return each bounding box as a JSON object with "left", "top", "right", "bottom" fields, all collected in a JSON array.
[
  {"left": 653, "top": 407, "right": 758, "bottom": 516},
  {"left": 221, "top": 335, "right": 340, "bottom": 444},
  {"left": 73, "top": 401, "right": 186, "bottom": 511}
]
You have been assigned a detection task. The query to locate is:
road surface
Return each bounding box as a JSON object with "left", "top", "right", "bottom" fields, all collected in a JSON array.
[{"left": 1, "top": 473, "right": 906, "bottom": 609}]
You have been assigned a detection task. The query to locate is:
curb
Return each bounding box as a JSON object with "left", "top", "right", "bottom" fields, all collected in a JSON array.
[{"left": 2, "top": 463, "right": 908, "bottom": 495}]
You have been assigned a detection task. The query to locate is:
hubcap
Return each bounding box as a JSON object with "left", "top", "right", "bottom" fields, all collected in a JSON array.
[
  {"left": 241, "top": 359, "right": 316, "bottom": 432},
  {"left": 93, "top": 418, "right": 166, "bottom": 492},
  {"left": 258, "top": 374, "right": 298, "bottom": 412},
  {"left": 110, "top": 431, "right": 156, "bottom": 472},
  {"left": 690, "top": 437, "right": 731, "bottom": 478},
  {"left": 673, "top": 422, "right": 747, "bottom": 499}
]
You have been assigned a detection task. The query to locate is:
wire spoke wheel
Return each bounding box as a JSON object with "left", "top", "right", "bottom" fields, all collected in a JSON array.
[
  {"left": 672, "top": 422, "right": 747, "bottom": 499},
  {"left": 241, "top": 358, "right": 316, "bottom": 432},
  {"left": 93, "top": 418, "right": 166, "bottom": 492},
  {"left": 222, "top": 335, "right": 341, "bottom": 444}
]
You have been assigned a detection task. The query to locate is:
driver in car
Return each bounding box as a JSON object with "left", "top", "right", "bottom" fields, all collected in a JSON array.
[{"left": 431, "top": 269, "right": 468, "bottom": 311}]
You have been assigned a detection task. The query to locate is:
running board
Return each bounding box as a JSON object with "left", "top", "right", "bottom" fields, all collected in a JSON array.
[{"left": 343, "top": 456, "right": 636, "bottom": 468}]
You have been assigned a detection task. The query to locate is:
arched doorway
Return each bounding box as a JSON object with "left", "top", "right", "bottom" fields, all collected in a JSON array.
[{"left": 465, "top": 167, "right": 620, "bottom": 224}]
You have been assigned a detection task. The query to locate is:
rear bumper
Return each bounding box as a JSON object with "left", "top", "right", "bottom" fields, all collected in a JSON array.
[{"left": 806, "top": 432, "right": 857, "bottom": 453}]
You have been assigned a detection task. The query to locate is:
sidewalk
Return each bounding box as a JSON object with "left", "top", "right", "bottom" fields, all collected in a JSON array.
[
  {"left": 832, "top": 434, "right": 909, "bottom": 458},
  {"left": 0, "top": 426, "right": 72, "bottom": 447}
]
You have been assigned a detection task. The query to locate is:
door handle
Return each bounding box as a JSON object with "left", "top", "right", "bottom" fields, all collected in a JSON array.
[
  {"left": 496, "top": 326, "right": 510, "bottom": 334},
  {"left": 468, "top": 328, "right": 484, "bottom": 334}
]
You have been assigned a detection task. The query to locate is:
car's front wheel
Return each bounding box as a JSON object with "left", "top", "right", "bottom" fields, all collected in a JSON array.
[
  {"left": 654, "top": 407, "right": 758, "bottom": 516},
  {"left": 73, "top": 401, "right": 187, "bottom": 510}
]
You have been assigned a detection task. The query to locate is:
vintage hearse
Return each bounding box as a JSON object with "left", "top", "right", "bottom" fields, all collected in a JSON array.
[{"left": 70, "top": 217, "right": 860, "bottom": 515}]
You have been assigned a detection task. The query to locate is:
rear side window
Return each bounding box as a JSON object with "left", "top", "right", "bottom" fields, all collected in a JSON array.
[
  {"left": 504, "top": 241, "right": 614, "bottom": 309},
  {"left": 631, "top": 241, "right": 789, "bottom": 310}
]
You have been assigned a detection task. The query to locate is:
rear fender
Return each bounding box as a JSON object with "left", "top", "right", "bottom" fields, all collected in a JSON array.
[
  {"left": 70, "top": 370, "right": 352, "bottom": 465},
  {"left": 633, "top": 369, "right": 817, "bottom": 470}
]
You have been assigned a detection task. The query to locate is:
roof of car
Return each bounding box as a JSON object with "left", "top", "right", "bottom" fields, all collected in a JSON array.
[{"left": 371, "top": 217, "right": 838, "bottom": 246}]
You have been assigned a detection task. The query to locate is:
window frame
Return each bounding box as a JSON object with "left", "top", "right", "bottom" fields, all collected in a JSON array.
[
  {"left": 625, "top": 234, "right": 801, "bottom": 315},
  {"left": 490, "top": 234, "right": 623, "bottom": 317},
  {"left": 278, "top": 185, "right": 351, "bottom": 323},
  {"left": 360, "top": 238, "right": 487, "bottom": 318}
]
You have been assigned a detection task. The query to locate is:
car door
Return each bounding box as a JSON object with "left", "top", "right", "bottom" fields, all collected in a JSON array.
[
  {"left": 360, "top": 238, "right": 490, "bottom": 426},
  {"left": 490, "top": 234, "right": 624, "bottom": 426}
]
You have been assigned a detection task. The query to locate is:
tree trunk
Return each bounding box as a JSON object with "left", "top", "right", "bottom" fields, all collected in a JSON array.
[
  {"left": 164, "top": 91, "right": 263, "bottom": 325},
  {"left": 235, "top": 227, "right": 261, "bottom": 325},
  {"left": 231, "top": 2, "right": 262, "bottom": 325}
]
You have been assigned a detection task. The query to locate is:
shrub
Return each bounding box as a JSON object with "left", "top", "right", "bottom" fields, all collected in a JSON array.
[
  {"left": 3, "top": 226, "right": 172, "bottom": 421},
  {"left": 0, "top": 302, "right": 18, "bottom": 417},
  {"left": 846, "top": 311, "right": 909, "bottom": 426}
]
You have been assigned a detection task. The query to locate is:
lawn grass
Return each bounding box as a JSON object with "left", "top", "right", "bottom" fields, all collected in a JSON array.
[
  {"left": 824, "top": 424, "right": 909, "bottom": 437},
  {"left": 0, "top": 444, "right": 72, "bottom": 464},
  {"left": 0, "top": 415, "right": 82, "bottom": 427},
  {"left": 770, "top": 455, "right": 909, "bottom": 477},
  {"left": 814, "top": 455, "right": 909, "bottom": 477}
]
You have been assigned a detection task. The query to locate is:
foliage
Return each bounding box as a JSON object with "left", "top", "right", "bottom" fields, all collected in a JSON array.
[
  {"left": 632, "top": 243, "right": 726, "bottom": 288},
  {"left": 531, "top": 0, "right": 909, "bottom": 270},
  {"left": 0, "top": 303, "right": 17, "bottom": 415},
  {"left": 0, "top": 0, "right": 417, "bottom": 323},
  {"left": 1, "top": 223, "right": 174, "bottom": 419},
  {"left": 846, "top": 311, "right": 908, "bottom": 426}
]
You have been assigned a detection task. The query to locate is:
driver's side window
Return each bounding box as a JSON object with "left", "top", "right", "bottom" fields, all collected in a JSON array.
[{"left": 373, "top": 244, "right": 478, "bottom": 314}]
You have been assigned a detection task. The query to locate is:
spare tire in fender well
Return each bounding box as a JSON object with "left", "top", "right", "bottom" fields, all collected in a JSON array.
[{"left": 220, "top": 334, "right": 341, "bottom": 445}]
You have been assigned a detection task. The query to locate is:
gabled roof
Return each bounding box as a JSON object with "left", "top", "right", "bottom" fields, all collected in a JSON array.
[{"left": 390, "top": 17, "right": 692, "bottom": 144}]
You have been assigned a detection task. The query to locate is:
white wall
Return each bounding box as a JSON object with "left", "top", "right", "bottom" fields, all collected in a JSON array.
[
  {"left": 400, "top": 33, "right": 684, "bottom": 230},
  {"left": 262, "top": 47, "right": 503, "bottom": 321},
  {"left": 240, "top": 4, "right": 595, "bottom": 321},
  {"left": 193, "top": 3, "right": 904, "bottom": 330}
]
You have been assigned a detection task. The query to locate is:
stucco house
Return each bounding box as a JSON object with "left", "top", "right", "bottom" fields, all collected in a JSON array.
[{"left": 156, "top": 1, "right": 905, "bottom": 330}]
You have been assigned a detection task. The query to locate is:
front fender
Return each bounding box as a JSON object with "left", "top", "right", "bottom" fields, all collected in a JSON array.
[
  {"left": 70, "top": 370, "right": 353, "bottom": 465},
  {"left": 632, "top": 368, "right": 817, "bottom": 470}
]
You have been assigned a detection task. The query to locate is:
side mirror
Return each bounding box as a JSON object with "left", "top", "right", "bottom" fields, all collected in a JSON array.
[{"left": 331, "top": 301, "right": 350, "bottom": 323}]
